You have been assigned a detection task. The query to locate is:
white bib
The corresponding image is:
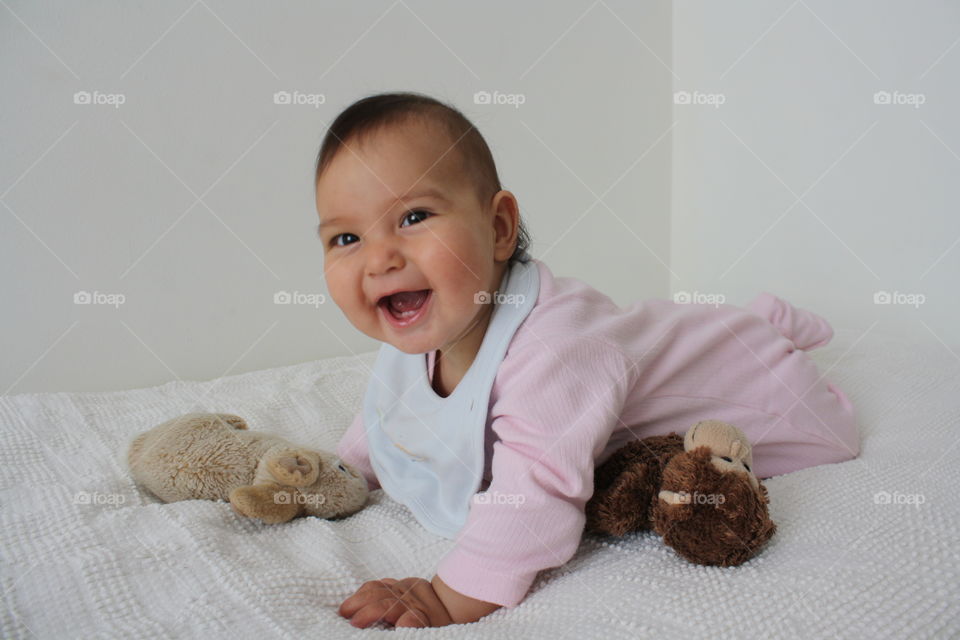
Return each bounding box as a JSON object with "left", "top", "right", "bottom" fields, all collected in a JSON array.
[{"left": 364, "top": 259, "right": 540, "bottom": 539}]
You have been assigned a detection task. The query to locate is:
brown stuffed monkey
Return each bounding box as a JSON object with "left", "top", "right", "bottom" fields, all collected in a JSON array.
[{"left": 585, "top": 420, "right": 776, "bottom": 566}]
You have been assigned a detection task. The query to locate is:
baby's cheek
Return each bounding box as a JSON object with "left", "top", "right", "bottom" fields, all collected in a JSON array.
[
  {"left": 324, "top": 288, "right": 345, "bottom": 314},
  {"left": 325, "top": 288, "right": 365, "bottom": 330},
  {"left": 324, "top": 279, "right": 355, "bottom": 311}
]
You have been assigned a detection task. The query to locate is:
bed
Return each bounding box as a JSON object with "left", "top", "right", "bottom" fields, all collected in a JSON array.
[{"left": 1, "top": 330, "right": 958, "bottom": 638}]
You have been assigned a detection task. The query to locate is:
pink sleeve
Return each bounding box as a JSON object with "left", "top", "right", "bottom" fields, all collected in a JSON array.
[
  {"left": 336, "top": 410, "right": 380, "bottom": 492},
  {"left": 435, "top": 336, "right": 635, "bottom": 608},
  {"left": 746, "top": 291, "right": 834, "bottom": 351}
]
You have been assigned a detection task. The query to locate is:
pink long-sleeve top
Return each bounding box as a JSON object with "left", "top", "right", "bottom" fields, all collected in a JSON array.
[{"left": 336, "top": 258, "right": 859, "bottom": 608}]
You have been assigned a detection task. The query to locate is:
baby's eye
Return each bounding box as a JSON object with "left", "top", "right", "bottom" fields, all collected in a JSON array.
[
  {"left": 721, "top": 456, "right": 733, "bottom": 463},
  {"left": 337, "top": 463, "right": 347, "bottom": 473},
  {"left": 329, "top": 210, "right": 431, "bottom": 248},
  {"left": 400, "top": 209, "right": 432, "bottom": 227},
  {"left": 743, "top": 463, "right": 751, "bottom": 472},
  {"left": 331, "top": 233, "right": 358, "bottom": 248}
]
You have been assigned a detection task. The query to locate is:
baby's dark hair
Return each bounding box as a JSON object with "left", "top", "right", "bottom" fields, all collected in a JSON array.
[{"left": 314, "top": 91, "right": 531, "bottom": 264}]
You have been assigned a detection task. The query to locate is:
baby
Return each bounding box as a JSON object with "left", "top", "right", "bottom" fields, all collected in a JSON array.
[{"left": 315, "top": 92, "right": 860, "bottom": 628}]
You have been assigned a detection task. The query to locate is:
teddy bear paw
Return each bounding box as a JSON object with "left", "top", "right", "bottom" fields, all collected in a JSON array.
[{"left": 229, "top": 484, "right": 301, "bottom": 523}]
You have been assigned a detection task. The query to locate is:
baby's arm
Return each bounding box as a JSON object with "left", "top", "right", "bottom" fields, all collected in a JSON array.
[
  {"left": 336, "top": 413, "right": 499, "bottom": 625},
  {"left": 336, "top": 410, "right": 380, "bottom": 491},
  {"left": 436, "top": 336, "right": 635, "bottom": 608},
  {"left": 431, "top": 575, "right": 501, "bottom": 623}
]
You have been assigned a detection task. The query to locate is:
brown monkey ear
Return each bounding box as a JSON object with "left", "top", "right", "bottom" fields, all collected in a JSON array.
[
  {"left": 229, "top": 483, "right": 303, "bottom": 523},
  {"left": 655, "top": 490, "right": 695, "bottom": 523},
  {"left": 658, "top": 489, "right": 689, "bottom": 505}
]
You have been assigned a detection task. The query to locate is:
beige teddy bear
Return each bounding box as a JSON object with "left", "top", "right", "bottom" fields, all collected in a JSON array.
[{"left": 127, "top": 412, "right": 369, "bottom": 524}]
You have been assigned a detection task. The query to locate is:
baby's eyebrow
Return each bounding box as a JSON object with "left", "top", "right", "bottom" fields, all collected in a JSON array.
[
  {"left": 318, "top": 216, "right": 346, "bottom": 232},
  {"left": 399, "top": 187, "right": 451, "bottom": 205}
]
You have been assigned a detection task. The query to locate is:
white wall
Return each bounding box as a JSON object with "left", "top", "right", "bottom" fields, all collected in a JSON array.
[
  {"left": 5, "top": 2, "right": 957, "bottom": 395},
  {"left": 672, "top": 0, "right": 959, "bottom": 347},
  {"left": 1, "top": 1, "right": 672, "bottom": 393}
]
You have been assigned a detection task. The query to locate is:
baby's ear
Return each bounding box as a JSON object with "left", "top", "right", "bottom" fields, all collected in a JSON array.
[{"left": 229, "top": 484, "right": 302, "bottom": 523}]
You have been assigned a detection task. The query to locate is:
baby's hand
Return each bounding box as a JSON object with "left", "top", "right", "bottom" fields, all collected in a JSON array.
[{"left": 338, "top": 577, "right": 454, "bottom": 628}]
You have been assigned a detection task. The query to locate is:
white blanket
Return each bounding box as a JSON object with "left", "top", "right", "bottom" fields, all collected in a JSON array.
[{"left": 2, "top": 330, "right": 958, "bottom": 638}]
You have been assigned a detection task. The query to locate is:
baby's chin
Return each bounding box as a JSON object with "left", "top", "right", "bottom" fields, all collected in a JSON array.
[
  {"left": 389, "top": 342, "right": 435, "bottom": 355},
  {"left": 372, "top": 323, "right": 439, "bottom": 355}
]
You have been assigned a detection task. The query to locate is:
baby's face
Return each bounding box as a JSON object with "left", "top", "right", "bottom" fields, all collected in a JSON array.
[{"left": 316, "top": 120, "right": 509, "bottom": 355}]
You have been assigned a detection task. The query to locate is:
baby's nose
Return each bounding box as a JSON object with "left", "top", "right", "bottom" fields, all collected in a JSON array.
[{"left": 365, "top": 240, "right": 405, "bottom": 275}]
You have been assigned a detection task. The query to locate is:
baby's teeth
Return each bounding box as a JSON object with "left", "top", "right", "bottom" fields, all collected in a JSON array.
[{"left": 388, "top": 307, "right": 418, "bottom": 319}]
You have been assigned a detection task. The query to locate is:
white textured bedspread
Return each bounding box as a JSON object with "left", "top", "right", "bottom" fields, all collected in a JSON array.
[{"left": 2, "top": 330, "right": 958, "bottom": 638}]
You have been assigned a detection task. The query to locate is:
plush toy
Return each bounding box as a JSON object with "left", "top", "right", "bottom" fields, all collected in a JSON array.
[
  {"left": 127, "top": 412, "right": 369, "bottom": 524},
  {"left": 585, "top": 419, "right": 776, "bottom": 566}
]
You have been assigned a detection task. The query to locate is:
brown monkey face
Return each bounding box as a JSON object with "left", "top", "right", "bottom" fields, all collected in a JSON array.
[
  {"left": 708, "top": 452, "right": 759, "bottom": 491},
  {"left": 683, "top": 421, "right": 757, "bottom": 489},
  {"left": 654, "top": 447, "right": 776, "bottom": 566}
]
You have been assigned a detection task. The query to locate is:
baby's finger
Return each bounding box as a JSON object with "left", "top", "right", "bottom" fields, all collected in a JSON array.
[
  {"left": 379, "top": 598, "right": 426, "bottom": 628},
  {"left": 348, "top": 599, "right": 404, "bottom": 629},
  {"left": 394, "top": 609, "right": 429, "bottom": 628},
  {"left": 338, "top": 581, "right": 390, "bottom": 617},
  {"left": 362, "top": 578, "right": 396, "bottom": 590},
  {"left": 338, "top": 595, "right": 365, "bottom": 619}
]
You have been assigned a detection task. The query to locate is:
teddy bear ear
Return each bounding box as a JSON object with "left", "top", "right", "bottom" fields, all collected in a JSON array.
[
  {"left": 216, "top": 414, "right": 248, "bottom": 430},
  {"left": 229, "top": 484, "right": 302, "bottom": 523},
  {"left": 266, "top": 451, "right": 320, "bottom": 487}
]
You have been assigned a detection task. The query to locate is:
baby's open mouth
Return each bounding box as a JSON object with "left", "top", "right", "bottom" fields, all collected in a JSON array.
[{"left": 378, "top": 290, "right": 432, "bottom": 320}]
